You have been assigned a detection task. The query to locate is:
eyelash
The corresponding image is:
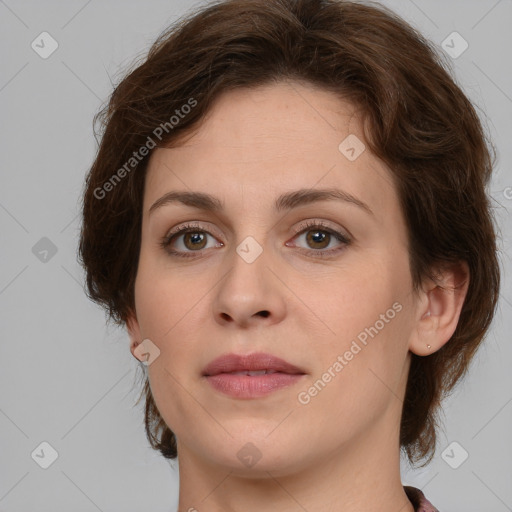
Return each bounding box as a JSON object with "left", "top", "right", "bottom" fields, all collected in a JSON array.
[{"left": 159, "top": 220, "right": 351, "bottom": 259}]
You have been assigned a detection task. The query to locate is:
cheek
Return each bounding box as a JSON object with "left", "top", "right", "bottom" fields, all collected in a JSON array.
[
  {"left": 133, "top": 250, "right": 201, "bottom": 339},
  {"left": 296, "top": 313, "right": 410, "bottom": 446},
  {"left": 297, "top": 263, "right": 410, "bottom": 414},
  {"left": 133, "top": 254, "right": 206, "bottom": 388},
  {"left": 301, "top": 260, "right": 400, "bottom": 341}
]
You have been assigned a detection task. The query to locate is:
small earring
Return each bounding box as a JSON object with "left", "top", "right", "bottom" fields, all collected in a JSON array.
[{"left": 427, "top": 344, "right": 431, "bottom": 350}]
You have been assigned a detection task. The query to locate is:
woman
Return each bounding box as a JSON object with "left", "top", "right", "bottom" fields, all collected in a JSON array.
[{"left": 79, "top": 0, "right": 500, "bottom": 510}]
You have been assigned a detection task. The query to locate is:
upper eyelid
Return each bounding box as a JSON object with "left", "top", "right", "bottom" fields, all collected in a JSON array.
[
  {"left": 166, "top": 221, "right": 221, "bottom": 239},
  {"left": 167, "top": 218, "right": 346, "bottom": 236}
]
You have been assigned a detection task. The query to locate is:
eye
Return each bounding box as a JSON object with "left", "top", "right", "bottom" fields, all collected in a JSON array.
[
  {"left": 160, "top": 220, "right": 351, "bottom": 259},
  {"left": 160, "top": 222, "right": 223, "bottom": 258},
  {"left": 287, "top": 220, "right": 351, "bottom": 258}
]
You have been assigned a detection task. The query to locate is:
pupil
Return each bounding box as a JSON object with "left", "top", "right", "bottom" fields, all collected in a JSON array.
[
  {"left": 185, "top": 232, "right": 205, "bottom": 249},
  {"left": 308, "top": 230, "right": 329, "bottom": 249}
]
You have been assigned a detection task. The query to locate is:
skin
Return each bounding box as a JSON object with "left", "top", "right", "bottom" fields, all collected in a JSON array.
[{"left": 127, "top": 80, "right": 469, "bottom": 512}]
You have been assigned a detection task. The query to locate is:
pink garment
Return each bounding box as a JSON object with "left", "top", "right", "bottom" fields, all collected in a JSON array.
[{"left": 404, "top": 485, "right": 440, "bottom": 512}]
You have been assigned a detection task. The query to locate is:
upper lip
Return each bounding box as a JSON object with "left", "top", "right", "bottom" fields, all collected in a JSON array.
[{"left": 202, "top": 352, "right": 306, "bottom": 376}]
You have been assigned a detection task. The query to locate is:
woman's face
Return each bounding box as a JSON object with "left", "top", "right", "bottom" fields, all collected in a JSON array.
[{"left": 129, "top": 80, "right": 425, "bottom": 474}]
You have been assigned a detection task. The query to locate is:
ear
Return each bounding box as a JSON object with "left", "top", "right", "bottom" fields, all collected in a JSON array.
[
  {"left": 126, "top": 310, "right": 143, "bottom": 361},
  {"left": 409, "top": 260, "right": 470, "bottom": 356}
]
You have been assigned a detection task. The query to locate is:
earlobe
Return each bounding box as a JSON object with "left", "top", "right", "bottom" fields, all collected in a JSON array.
[
  {"left": 409, "top": 261, "right": 470, "bottom": 356},
  {"left": 126, "top": 311, "right": 143, "bottom": 360}
]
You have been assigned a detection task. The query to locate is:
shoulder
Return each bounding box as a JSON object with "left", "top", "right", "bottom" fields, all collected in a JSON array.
[{"left": 404, "top": 485, "right": 440, "bottom": 512}]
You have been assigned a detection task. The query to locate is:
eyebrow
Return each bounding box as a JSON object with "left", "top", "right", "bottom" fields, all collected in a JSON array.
[{"left": 148, "top": 187, "right": 374, "bottom": 216}]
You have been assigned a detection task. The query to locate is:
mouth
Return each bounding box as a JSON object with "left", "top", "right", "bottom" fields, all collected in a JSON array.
[
  {"left": 202, "top": 352, "right": 307, "bottom": 399},
  {"left": 217, "top": 369, "right": 283, "bottom": 376},
  {"left": 202, "top": 352, "right": 307, "bottom": 377}
]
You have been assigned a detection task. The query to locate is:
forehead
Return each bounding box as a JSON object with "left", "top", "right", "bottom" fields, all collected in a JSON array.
[
  {"left": 166, "top": 81, "right": 365, "bottom": 159},
  {"left": 144, "top": 81, "right": 398, "bottom": 220}
]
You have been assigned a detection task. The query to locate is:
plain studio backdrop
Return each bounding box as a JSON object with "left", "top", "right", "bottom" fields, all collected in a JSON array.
[{"left": 0, "top": 1, "right": 511, "bottom": 511}]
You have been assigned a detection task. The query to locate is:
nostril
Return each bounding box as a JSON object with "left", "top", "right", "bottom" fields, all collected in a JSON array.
[{"left": 258, "top": 310, "right": 270, "bottom": 318}]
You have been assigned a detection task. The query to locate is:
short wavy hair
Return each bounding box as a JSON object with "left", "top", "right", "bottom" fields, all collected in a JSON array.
[{"left": 79, "top": 0, "right": 501, "bottom": 466}]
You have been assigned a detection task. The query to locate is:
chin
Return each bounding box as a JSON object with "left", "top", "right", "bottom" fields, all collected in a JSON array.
[{"left": 198, "top": 429, "right": 309, "bottom": 476}]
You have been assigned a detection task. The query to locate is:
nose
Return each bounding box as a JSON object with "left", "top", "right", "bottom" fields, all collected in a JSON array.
[{"left": 212, "top": 239, "right": 287, "bottom": 328}]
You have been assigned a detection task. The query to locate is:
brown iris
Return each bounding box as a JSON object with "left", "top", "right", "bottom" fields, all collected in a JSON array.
[
  {"left": 306, "top": 230, "right": 330, "bottom": 249},
  {"left": 183, "top": 232, "right": 207, "bottom": 250}
]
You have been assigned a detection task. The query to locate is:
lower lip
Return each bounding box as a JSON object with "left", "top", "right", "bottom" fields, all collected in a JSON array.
[{"left": 204, "top": 372, "right": 306, "bottom": 398}]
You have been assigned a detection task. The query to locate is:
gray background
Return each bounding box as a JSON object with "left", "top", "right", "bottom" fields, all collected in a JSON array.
[{"left": 0, "top": 0, "right": 511, "bottom": 511}]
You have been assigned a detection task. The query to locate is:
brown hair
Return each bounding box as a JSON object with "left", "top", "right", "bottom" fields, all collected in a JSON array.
[{"left": 79, "top": 0, "right": 501, "bottom": 466}]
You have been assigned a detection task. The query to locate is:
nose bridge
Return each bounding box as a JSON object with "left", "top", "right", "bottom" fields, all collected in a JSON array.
[
  {"left": 227, "top": 215, "right": 271, "bottom": 283},
  {"left": 212, "top": 230, "right": 286, "bottom": 325},
  {"left": 225, "top": 233, "right": 269, "bottom": 302}
]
